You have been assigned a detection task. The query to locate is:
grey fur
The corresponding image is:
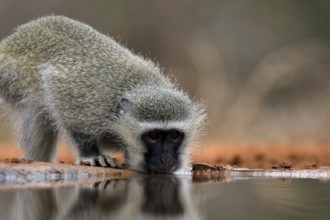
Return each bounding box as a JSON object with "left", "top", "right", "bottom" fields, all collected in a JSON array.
[
  {"left": 0, "top": 16, "right": 206, "bottom": 172},
  {"left": 17, "top": 105, "right": 58, "bottom": 162}
]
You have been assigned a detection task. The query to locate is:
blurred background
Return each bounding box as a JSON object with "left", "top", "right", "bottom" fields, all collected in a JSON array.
[{"left": 1, "top": 0, "right": 330, "bottom": 167}]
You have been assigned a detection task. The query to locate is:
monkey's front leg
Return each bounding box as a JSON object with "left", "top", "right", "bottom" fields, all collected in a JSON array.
[{"left": 70, "top": 131, "right": 119, "bottom": 168}]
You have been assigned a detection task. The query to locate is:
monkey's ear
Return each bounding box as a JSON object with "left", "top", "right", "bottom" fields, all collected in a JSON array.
[{"left": 115, "top": 98, "right": 133, "bottom": 118}]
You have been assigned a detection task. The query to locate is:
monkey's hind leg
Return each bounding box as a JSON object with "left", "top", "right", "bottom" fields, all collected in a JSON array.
[
  {"left": 18, "top": 107, "right": 58, "bottom": 162},
  {"left": 68, "top": 131, "right": 119, "bottom": 168}
]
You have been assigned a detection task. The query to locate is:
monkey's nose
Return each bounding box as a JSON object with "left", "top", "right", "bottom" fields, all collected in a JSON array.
[
  {"left": 158, "top": 155, "right": 172, "bottom": 165},
  {"left": 146, "top": 154, "right": 177, "bottom": 172}
]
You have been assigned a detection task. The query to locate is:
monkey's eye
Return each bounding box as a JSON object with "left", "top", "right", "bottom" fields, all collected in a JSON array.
[
  {"left": 148, "top": 131, "right": 160, "bottom": 141},
  {"left": 168, "top": 131, "right": 180, "bottom": 142}
]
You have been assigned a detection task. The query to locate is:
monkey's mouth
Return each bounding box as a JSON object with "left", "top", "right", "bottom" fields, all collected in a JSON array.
[
  {"left": 144, "top": 159, "right": 179, "bottom": 173},
  {"left": 147, "top": 166, "right": 179, "bottom": 173}
]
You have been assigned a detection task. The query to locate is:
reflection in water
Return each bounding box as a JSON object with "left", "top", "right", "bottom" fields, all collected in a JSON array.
[
  {"left": 2, "top": 177, "right": 330, "bottom": 220},
  {"left": 142, "top": 176, "right": 184, "bottom": 215},
  {"left": 0, "top": 176, "right": 200, "bottom": 220}
]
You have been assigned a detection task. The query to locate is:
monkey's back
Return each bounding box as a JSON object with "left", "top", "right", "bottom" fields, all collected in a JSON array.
[{"left": 0, "top": 16, "right": 173, "bottom": 133}]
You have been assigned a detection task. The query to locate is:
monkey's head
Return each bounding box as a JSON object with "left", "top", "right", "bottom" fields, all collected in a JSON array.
[{"left": 111, "top": 86, "right": 206, "bottom": 173}]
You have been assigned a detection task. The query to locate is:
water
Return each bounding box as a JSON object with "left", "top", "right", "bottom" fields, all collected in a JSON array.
[
  {"left": 0, "top": 176, "right": 329, "bottom": 220},
  {"left": 193, "top": 178, "right": 330, "bottom": 220}
]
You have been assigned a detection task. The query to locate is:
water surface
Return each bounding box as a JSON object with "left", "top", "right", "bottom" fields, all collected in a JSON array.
[{"left": 0, "top": 176, "right": 329, "bottom": 220}]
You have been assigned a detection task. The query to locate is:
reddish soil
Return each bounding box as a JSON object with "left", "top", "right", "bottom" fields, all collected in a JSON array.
[
  {"left": 1, "top": 140, "right": 330, "bottom": 169},
  {"left": 191, "top": 141, "right": 330, "bottom": 169}
]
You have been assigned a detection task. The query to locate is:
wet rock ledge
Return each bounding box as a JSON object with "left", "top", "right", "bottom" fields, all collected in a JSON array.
[
  {"left": 0, "top": 158, "right": 135, "bottom": 188},
  {"left": 192, "top": 163, "right": 330, "bottom": 181},
  {"left": 1, "top": 159, "right": 330, "bottom": 188}
]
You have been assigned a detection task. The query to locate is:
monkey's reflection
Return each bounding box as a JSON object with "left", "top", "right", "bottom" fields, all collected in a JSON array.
[
  {"left": 3, "top": 176, "right": 200, "bottom": 220},
  {"left": 141, "top": 176, "right": 184, "bottom": 215}
]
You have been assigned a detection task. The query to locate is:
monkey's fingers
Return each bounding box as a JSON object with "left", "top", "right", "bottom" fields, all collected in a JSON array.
[
  {"left": 96, "top": 155, "right": 108, "bottom": 167},
  {"left": 79, "top": 157, "right": 96, "bottom": 166},
  {"left": 79, "top": 155, "right": 119, "bottom": 168},
  {"left": 104, "top": 156, "right": 120, "bottom": 168}
]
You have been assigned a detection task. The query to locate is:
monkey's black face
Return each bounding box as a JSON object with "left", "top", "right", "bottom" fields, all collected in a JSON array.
[{"left": 142, "top": 129, "right": 184, "bottom": 173}]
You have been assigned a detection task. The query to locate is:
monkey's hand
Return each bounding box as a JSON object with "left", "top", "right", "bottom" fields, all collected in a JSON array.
[{"left": 79, "top": 155, "right": 120, "bottom": 168}]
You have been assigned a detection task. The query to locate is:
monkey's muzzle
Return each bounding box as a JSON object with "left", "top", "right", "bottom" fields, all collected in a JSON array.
[{"left": 145, "top": 154, "right": 178, "bottom": 173}]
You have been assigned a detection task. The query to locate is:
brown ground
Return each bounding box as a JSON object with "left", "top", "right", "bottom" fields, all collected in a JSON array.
[
  {"left": 0, "top": 140, "right": 330, "bottom": 169},
  {"left": 191, "top": 141, "right": 330, "bottom": 169}
]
